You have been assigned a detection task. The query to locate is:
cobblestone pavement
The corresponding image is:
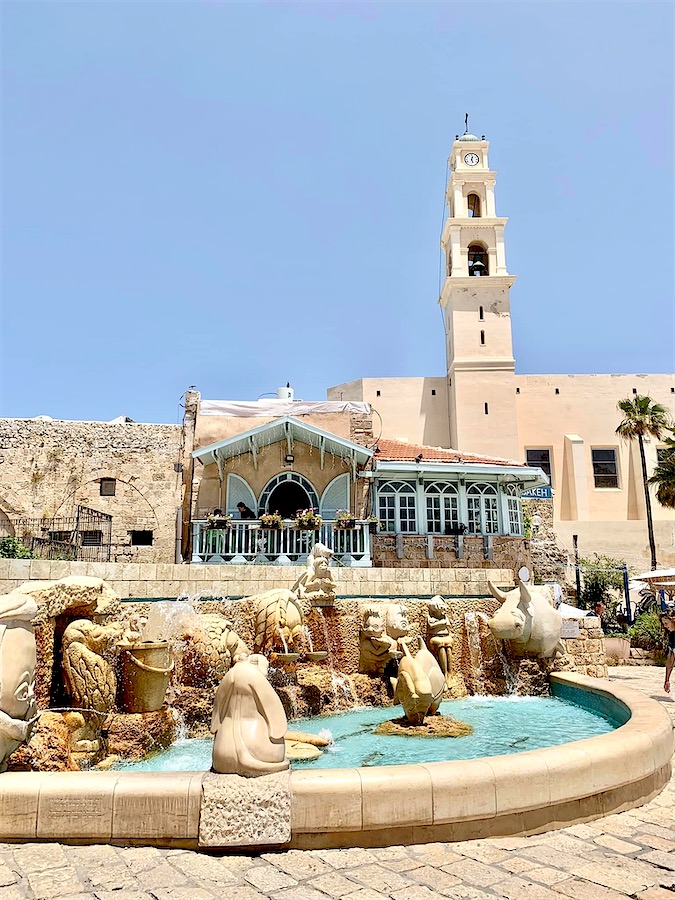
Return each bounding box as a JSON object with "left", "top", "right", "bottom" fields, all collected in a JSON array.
[{"left": 1, "top": 666, "right": 673, "bottom": 900}]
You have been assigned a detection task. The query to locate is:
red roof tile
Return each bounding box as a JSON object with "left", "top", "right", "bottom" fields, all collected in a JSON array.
[{"left": 374, "top": 438, "right": 526, "bottom": 467}]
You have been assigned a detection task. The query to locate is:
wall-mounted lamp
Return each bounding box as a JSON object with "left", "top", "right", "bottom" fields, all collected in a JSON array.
[{"left": 285, "top": 454, "right": 295, "bottom": 464}]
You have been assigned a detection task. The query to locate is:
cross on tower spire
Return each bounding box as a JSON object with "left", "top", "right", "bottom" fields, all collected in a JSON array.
[{"left": 465, "top": 112, "right": 469, "bottom": 133}]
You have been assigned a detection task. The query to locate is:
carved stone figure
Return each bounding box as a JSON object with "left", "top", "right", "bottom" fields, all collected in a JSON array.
[
  {"left": 293, "top": 543, "right": 336, "bottom": 606},
  {"left": 252, "top": 589, "right": 305, "bottom": 655},
  {"left": 0, "top": 591, "right": 38, "bottom": 771},
  {"left": 386, "top": 603, "right": 411, "bottom": 646},
  {"left": 359, "top": 605, "right": 399, "bottom": 675},
  {"left": 390, "top": 645, "right": 432, "bottom": 726},
  {"left": 487, "top": 581, "right": 564, "bottom": 658},
  {"left": 427, "top": 596, "right": 454, "bottom": 686},
  {"left": 210, "top": 654, "right": 289, "bottom": 777},
  {"left": 178, "top": 614, "right": 249, "bottom": 685},
  {"left": 414, "top": 639, "right": 445, "bottom": 714},
  {"left": 62, "top": 619, "right": 123, "bottom": 712}
]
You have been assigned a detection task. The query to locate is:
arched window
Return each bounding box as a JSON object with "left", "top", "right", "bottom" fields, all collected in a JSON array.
[
  {"left": 467, "top": 483, "right": 499, "bottom": 534},
  {"left": 505, "top": 485, "right": 523, "bottom": 536},
  {"left": 226, "top": 474, "right": 258, "bottom": 517},
  {"left": 467, "top": 193, "right": 482, "bottom": 218},
  {"left": 258, "top": 472, "right": 320, "bottom": 518},
  {"left": 468, "top": 243, "right": 489, "bottom": 276},
  {"left": 425, "top": 482, "right": 459, "bottom": 534},
  {"left": 377, "top": 481, "right": 416, "bottom": 533}
]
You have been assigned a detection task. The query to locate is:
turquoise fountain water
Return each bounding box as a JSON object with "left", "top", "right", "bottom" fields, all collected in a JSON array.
[{"left": 115, "top": 694, "right": 621, "bottom": 772}]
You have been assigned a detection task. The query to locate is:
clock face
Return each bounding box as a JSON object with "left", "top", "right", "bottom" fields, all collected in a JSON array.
[{"left": 464, "top": 152, "right": 480, "bottom": 166}]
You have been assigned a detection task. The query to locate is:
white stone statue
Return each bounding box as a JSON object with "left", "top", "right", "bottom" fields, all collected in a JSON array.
[
  {"left": 0, "top": 591, "right": 38, "bottom": 771},
  {"left": 414, "top": 639, "right": 445, "bottom": 714},
  {"left": 359, "top": 605, "right": 399, "bottom": 675},
  {"left": 487, "top": 580, "right": 564, "bottom": 658},
  {"left": 252, "top": 589, "right": 305, "bottom": 655},
  {"left": 293, "top": 543, "right": 336, "bottom": 605},
  {"left": 391, "top": 645, "right": 432, "bottom": 726},
  {"left": 427, "top": 596, "right": 454, "bottom": 686},
  {"left": 386, "top": 603, "right": 411, "bottom": 647},
  {"left": 210, "top": 654, "right": 289, "bottom": 777}
]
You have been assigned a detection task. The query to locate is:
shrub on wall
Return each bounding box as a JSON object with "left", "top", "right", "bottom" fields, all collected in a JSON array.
[
  {"left": 0, "top": 537, "right": 34, "bottom": 559},
  {"left": 629, "top": 610, "right": 666, "bottom": 652}
]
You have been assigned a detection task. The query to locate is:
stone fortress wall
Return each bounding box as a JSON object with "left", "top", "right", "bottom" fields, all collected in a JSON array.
[{"left": 0, "top": 418, "right": 185, "bottom": 563}]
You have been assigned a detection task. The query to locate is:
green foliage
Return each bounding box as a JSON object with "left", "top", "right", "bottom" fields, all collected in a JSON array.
[
  {"left": 578, "top": 553, "right": 627, "bottom": 611},
  {"left": 616, "top": 395, "right": 670, "bottom": 442},
  {"left": 523, "top": 511, "right": 532, "bottom": 539},
  {"left": 650, "top": 432, "right": 675, "bottom": 510},
  {"left": 629, "top": 610, "right": 666, "bottom": 651},
  {"left": 0, "top": 537, "right": 34, "bottom": 559}
]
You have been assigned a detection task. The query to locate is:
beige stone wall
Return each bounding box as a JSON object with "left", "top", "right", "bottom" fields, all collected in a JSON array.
[
  {"left": 0, "top": 419, "right": 184, "bottom": 564},
  {"left": 0, "top": 559, "right": 515, "bottom": 600},
  {"left": 559, "top": 616, "right": 608, "bottom": 678},
  {"left": 327, "top": 378, "right": 450, "bottom": 447},
  {"left": 372, "top": 534, "right": 529, "bottom": 571}
]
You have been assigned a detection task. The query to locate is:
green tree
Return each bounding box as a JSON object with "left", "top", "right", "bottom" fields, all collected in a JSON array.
[
  {"left": 616, "top": 395, "right": 671, "bottom": 570},
  {"left": 0, "top": 536, "right": 34, "bottom": 559},
  {"left": 579, "top": 552, "right": 627, "bottom": 611},
  {"left": 649, "top": 433, "right": 675, "bottom": 510}
]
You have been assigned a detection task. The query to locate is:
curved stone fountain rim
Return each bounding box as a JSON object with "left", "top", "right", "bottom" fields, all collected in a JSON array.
[{"left": 0, "top": 673, "right": 672, "bottom": 850}]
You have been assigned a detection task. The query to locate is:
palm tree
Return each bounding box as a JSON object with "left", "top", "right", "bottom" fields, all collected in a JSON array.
[
  {"left": 616, "top": 396, "right": 671, "bottom": 570},
  {"left": 649, "top": 434, "right": 675, "bottom": 510}
]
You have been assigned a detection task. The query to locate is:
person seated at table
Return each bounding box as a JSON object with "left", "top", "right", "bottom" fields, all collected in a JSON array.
[{"left": 237, "top": 502, "right": 256, "bottom": 520}]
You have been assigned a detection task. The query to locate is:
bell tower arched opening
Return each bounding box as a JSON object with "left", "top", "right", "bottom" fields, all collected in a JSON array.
[{"left": 468, "top": 243, "right": 489, "bottom": 276}]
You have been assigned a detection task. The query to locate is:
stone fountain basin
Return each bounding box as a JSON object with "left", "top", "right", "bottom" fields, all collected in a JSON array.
[{"left": 0, "top": 673, "right": 671, "bottom": 849}]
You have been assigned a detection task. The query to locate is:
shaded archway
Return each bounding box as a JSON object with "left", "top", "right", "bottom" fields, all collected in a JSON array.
[{"left": 266, "top": 482, "right": 311, "bottom": 518}]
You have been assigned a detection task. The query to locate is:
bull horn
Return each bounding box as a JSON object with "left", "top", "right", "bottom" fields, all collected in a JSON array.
[
  {"left": 519, "top": 582, "right": 532, "bottom": 604},
  {"left": 487, "top": 580, "right": 507, "bottom": 603}
]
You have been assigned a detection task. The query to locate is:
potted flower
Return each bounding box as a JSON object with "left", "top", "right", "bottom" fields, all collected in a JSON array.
[
  {"left": 366, "top": 516, "right": 380, "bottom": 534},
  {"left": 335, "top": 510, "right": 357, "bottom": 529},
  {"left": 294, "top": 509, "right": 322, "bottom": 530},
  {"left": 446, "top": 523, "right": 467, "bottom": 536},
  {"left": 206, "top": 513, "right": 232, "bottom": 530},
  {"left": 260, "top": 512, "right": 283, "bottom": 529}
]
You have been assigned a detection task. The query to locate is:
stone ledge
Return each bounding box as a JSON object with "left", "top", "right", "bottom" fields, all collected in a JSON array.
[{"left": 199, "top": 770, "right": 291, "bottom": 847}]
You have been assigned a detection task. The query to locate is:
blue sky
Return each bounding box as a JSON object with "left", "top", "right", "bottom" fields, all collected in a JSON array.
[{"left": 2, "top": 1, "right": 673, "bottom": 423}]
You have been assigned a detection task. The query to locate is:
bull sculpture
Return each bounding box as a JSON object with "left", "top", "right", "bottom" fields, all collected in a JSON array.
[{"left": 487, "top": 580, "right": 563, "bottom": 659}]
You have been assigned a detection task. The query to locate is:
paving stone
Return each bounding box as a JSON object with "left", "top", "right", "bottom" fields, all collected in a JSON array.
[
  {"left": 340, "top": 891, "right": 390, "bottom": 900},
  {"left": 26, "top": 865, "right": 85, "bottom": 899},
  {"left": 526, "top": 867, "right": 570, "bottom": 886},
  {"left": 151, "top": 890, "right": 216, "bottom": 900},
  {"left": 264, "top": 850, "right": 332, "bottom": 879},
  {"left": 314, "top": 849, "right": 379, "bottom": 869},
  {"left": 369, "top": 848, "right": 412, "bottom": 862},
  {"left": 452, "top": 842, "right": 512, "bottom": 864},
  {"left": 345, "top": 864, "right": 413, "bottom": 893},
  {"left": 637, "top": 851, "right": 675, "bottom": 872},
  {"left": 498, "top": 857, "right": 540, "bottom": 875},
  {"left": 0, "top": 864, "right": 18, "bottom": 887},
  {"left": 635, "top": 824, "right": 675, "bottom": 842},
  {"left": 94, "top": 893, "right": 157, "bottom": 900},
  {"left": 520, "top": 845, "right": 589, "bottom": 873},
  {"left": 85, "top": 866, "right": 139, "bottom": 892},
  {"left": 308, "top": 872, "right": 363, "bottom": 898},
  {"left": 490, "top": 876, "right": 563, "bottom": 900},
  {"left": 119, "top": 847, "right": 164, "bottom": 873},
  {"left": 390, "top": 887, "right": 447, "bottom": 900},
  {"left": 441, "top": 858, "right": 505, "bottom": 887},
  {"left": 570, "top": 858, "right": 662, "bottom": 894},
  {"left": 204, "top": 887, "right": 267, "bottom": 900},
  {"left": 272, "top": 888, "right": 334, "bottom": 900},
  {"left": 245, "top": 866, "right": 298, "bottom": 892},
  {"left": 169, "top": 853, "right": 238, "bottom": 884},
  {"left": 410, "top": 849, "right": 465, "bottom": 868},
  {"left": 409, "top": 865, "right": 462, "bottom": 894},
  {"left": 0, "top": 889, "right": 25, "bottom": 900},
  {"left": 592, "top": 836, "right": 644, "bottom": 855},
  {"left": 634, "top": 835, "right": 675, "bottom": 852},
  {"left": 132, "top": 862, "right": 189, "bottom": 892},
  {"left": 563, "top": 826, "right": 602, "bottom": 840},
  {"left": 441, "top": 889, "right": 497, "bottom": 900},
  {"left": 553, "top": 878, "right": 634, "bottom": 900},
  {"left": 66, "top": 846, "right": 121, "bottom": 866},
  {"left": 637, "top": 889, "right": 675, "bottom": 900},
  {"left": 13, "top": 844, "right": 68, "bottom": 874}
]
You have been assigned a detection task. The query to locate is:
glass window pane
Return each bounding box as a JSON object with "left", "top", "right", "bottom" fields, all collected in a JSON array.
[
  {"left": 443, "top": 495, "right": 459, "bottom": 530},
  {"left": 467, "top": 497, "right": 481, "bottom": 533},
  {"left": 485, "top": 497, "right": 499, "bottom": 534},
  {"left": 426, "top": 496, "right": 441, "bottom": 533},
  {"left": 379, "top": 495, "right": 396, "bottom": 532},
  {"left": 592, "top": 449, "right": 618, "bottom": 488}
]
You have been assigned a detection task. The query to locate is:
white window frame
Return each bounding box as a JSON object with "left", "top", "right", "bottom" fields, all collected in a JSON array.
[
  {"left": 466, "top": 483, "right": 500, "bottom": 534},
  {"left": 425, "top": 482, "right": 460, "bottom": 534},
  {"left": 505, "top": 484, "right": 523, "bottom": 536},
  {"left": 376, "top": 481, "right": 417, "bottom": 533}
]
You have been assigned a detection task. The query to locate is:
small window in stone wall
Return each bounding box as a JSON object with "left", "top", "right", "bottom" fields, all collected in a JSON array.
[
  {"left": 130, "top": 530, "right": 153, "bottom": 546},
  {"left": 81, "top": 530, "right": 103, "bottom": 547},
  {"left": 100, "top": 478, "right": 116, "bottom": 496}
]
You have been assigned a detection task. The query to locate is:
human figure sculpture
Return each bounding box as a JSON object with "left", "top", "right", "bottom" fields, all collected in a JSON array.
[
  {"left": 210, "top": 654, "right": 289, "bottom": 777},
  {"left": 427, "top": 596, "right": 454, "bottom": 686},
  {"left": 386, "top": 603, "right": 411, "bottom": 650},
  {"left": 252, "top": 588, "right": 305, "bottom": 655},
  {"left": 390, "top": 645, "right": 432, "bottom": 726},
  {"left": 62, "top": 619, "right": 123, "bottom": 712},
  {"left": 293, "top": 543, "right": 336, "bottom": 605},
  {"left": 414, "top": 639, "right": 445, "bottom": 714},
  {"left": 0, "top": 591, "right": 38, "bottom": 771},
  {"left": 359, "top": 606, "right": 399, "bottom": 675}
]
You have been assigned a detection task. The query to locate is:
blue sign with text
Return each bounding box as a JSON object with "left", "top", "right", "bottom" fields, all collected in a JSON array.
[{"left": 520, "top": 486, "right": 553, "bottom": 500}]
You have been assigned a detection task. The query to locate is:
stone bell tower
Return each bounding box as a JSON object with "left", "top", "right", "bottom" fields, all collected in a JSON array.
[{"left": 439, "top": 126, "right": 520, "bottom": 460}]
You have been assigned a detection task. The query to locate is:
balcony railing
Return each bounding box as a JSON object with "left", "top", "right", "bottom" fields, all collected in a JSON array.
[{"left": 190, "top": 520, "right": 372, "bottom": 567}]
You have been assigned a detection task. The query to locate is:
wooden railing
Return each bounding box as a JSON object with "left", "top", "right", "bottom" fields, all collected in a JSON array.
[{"left": 191, "top": 520, "right": 372, "bottom": 567}]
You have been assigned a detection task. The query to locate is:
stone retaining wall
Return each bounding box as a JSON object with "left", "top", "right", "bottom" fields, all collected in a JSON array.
[
  {"left": 0, "top": 559, "right": 515, "bottom": 600},
  {"left": 560, "top": 615, "right": 608, "bottom": 678},
  {"left": 372, "top": 535, "right": 530, "bottom": 570}
]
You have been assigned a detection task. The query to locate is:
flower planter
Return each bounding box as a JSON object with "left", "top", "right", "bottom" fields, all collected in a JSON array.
[{"left": 336, "top": 519, "right": 356, "bottom": 530}]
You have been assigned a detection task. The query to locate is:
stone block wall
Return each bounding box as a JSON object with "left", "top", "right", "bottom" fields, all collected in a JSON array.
[
  {"left": 372, "top": 534, "right": 530, "bottom": 571},
  {"left": 0, "top": 419, "right": 184, "bottom": 563},
  {"left": 559, "top": 616, "right": 608, "bottom": 678},
  {"left": 0, "top": 558, "right": 515, "bottom": 600}
]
